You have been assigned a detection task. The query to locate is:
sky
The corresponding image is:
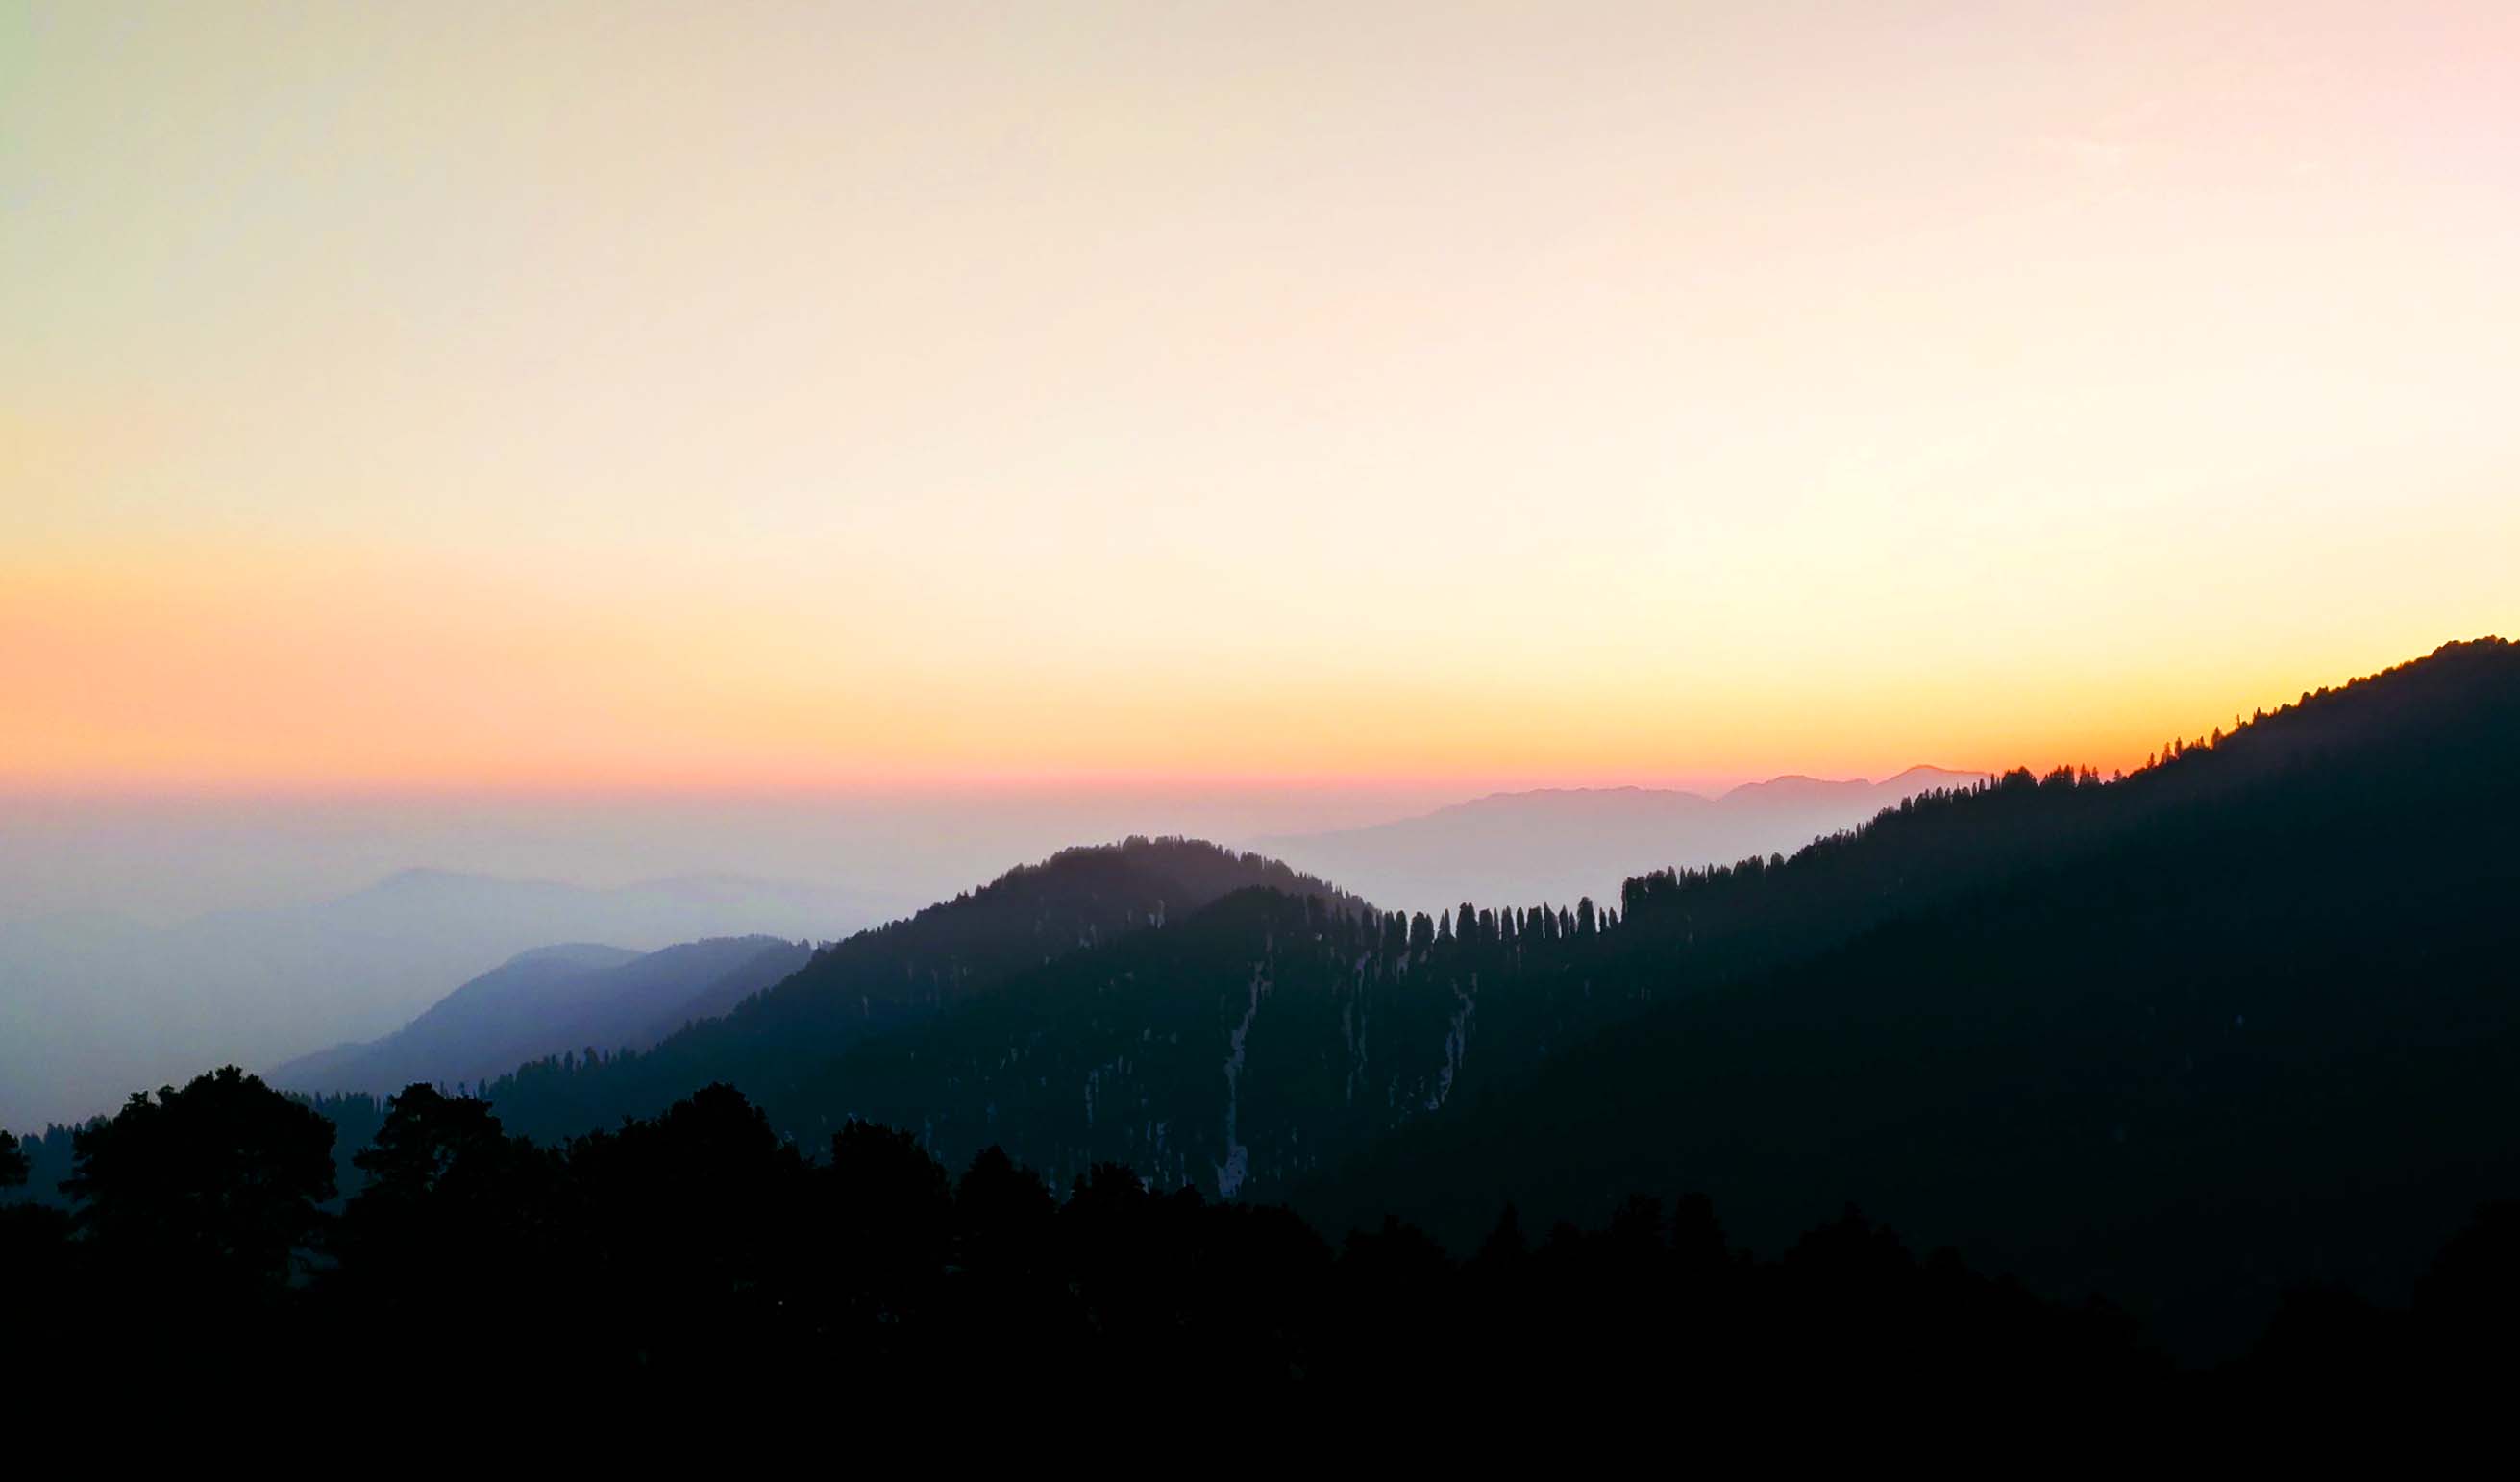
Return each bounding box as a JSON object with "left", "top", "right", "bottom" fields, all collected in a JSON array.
[{"left": 6, "top": 1, "right": 2517, "bottom": 800}]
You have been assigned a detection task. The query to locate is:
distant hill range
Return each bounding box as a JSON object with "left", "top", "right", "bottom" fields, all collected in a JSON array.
[
  {"left": 1254, "top": 766, "right": 1987, "bottom": 913},
  {"left": 0, "top": 868, "right": 874, "bottom": 1128},
  {"left": 269, "top": 935, "right": 813, "bottom": 1098}
]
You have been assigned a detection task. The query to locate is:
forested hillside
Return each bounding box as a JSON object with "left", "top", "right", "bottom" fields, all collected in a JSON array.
[
  {"left": 472, "top": 838, "right": 1363, "bottom": 1144},
  {"left": 1303, "top": 638, "right": 2520, "bottom": 1357},
  {"left": 463, "top": 645, "right": 2520, "bottom": 1272}
]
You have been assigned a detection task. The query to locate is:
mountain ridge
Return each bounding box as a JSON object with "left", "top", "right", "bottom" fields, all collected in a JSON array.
[
  {"left": 1295, "top": 636, "right": 2520, "bottom": 1359},
  {"left": 473, "top": 837, "right": 1366, "bottom": 1145},
  {"left": 267, "top": 935, "right": 814, "bottom": 1098}
]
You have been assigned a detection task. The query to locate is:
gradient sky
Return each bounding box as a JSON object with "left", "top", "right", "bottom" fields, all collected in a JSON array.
[{"left": 6, "top": 1, "right": 2516, "bottom": 793}]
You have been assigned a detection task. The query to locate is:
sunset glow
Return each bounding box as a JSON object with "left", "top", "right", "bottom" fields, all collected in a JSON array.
[{"left": 7, "top": 3, "right": 2515, "bottom": 793}]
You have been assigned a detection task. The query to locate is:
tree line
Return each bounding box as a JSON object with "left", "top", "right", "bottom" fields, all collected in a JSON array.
[{"left": 8, "top": 1065, "right": 2517, "bottom": 1405}]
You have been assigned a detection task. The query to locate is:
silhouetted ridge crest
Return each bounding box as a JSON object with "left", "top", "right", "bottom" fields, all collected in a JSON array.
[
  {"left": 472, "top": 837, "right": 1363, "bottom": 1142},
  {"left": 1614, "top": 636, "right": 2520, "bottom": 966},
  {"left": 1258, "top": 765, "right": 1988, "bottom": 914},
  {"left": 729, "top": 836, "right": 1363, "bottom": 1025},
  {"left": 1301, "top": 635, "right": 2520, "bottom": 1360}
]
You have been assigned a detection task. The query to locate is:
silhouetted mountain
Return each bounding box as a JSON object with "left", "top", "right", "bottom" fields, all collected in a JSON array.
[
  {"left": 0, "top": 868, "right": 874, "bottom": 1127},
  {"left": 474, "top": 838, "right": 1365, "bottom": 1144},
  {"left": 469, "top": 768, "right": 2021, "bottom": 1209},
  {"left": 268, "top": 937, "right": 810, "bottom": 1097},
  {"left": 771, "top": 885, "right": 1652, "bottom": 1198},
  {"left": 267, "top": 944, "right": 634, "bottom": 1093},
  {"left": 1297, "top": 637, "right": 2520, "bottom": 1360},
  {"left": 25, "top": 642, "right": 2514, "bottom": 1378},
  {"left": 1254, "top": 766, "right": 1984, "bottom": 913},
  {"left": 454, "top": 640, "right": 2520, "bottom": 1363}
]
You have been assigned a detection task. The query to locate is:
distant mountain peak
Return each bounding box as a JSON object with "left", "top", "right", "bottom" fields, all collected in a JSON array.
[
  {"left": 1433, "top": 785, "right": 1711, "bottom": 813},
  {"left": 1715, "top": 767, "right": 1981, "bottom": 803},
  {"left": 1255, "top": 768, "right": 1991, "bottom": 917}
]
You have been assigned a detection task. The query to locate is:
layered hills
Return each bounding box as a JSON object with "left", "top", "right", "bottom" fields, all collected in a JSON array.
[
  {"left": 470, "top": 638, "right": 2520, "bottom": 1359},
  {"left": 18, "top": 640, "right": 2518, "bottom": 1365},
  {"left": 1255, "top": 766, "right": 1985, "bottom": 913},
  {"left": 270, "top": 936, "right": 812, "bottom": 1097}
]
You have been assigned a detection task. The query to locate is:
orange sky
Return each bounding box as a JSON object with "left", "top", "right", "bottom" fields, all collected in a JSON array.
[{"left": 5, "top": 4, "right": 2515, "bottom": 793}]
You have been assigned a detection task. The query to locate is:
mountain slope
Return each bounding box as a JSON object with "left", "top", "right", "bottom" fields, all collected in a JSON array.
[
  {"left": 549, "top": 937, "right": 813, "bottom": 1051},
  {"left": 667, "top": 639, "right": 2512, "bottom": 1362},
  {"left": 1254, "top": 766, "right": 1984, "bottom": 913},
  {"left": 268, "top": 943, "right": 639, "bottom": 1093},
  {"left": 1297, "top": 637, "right": 2520, "bottom": 1360},
  {"left": 474, "top": 775, "right": 2118, "bottom": 1204},
  {"left": 476, "top": 838, "right": 1363, "bottom": 1144},
  {"left": 709, "top": 884, "right": 1660, "bottom": 1199},
  {"left": 682, "top": 756, "right": 2087, "bottom": 1209},
  {"left": 269, "top": 937, "right": 810, "bottom": 1097}
]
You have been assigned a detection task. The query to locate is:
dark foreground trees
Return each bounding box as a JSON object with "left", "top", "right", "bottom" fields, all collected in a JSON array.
[
  {"left": 0, "top": 1068, "right": 334, "bottom": 1379},
  {"left": 64, "top": 1066, "right": 335, "bottom": 1296},
  {"left": 308, "top": 1078, "right": 2172, "bottom": 1399},
  {"left": 9, "top": 1071, "right": 2520, "bottom": 1409}
]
